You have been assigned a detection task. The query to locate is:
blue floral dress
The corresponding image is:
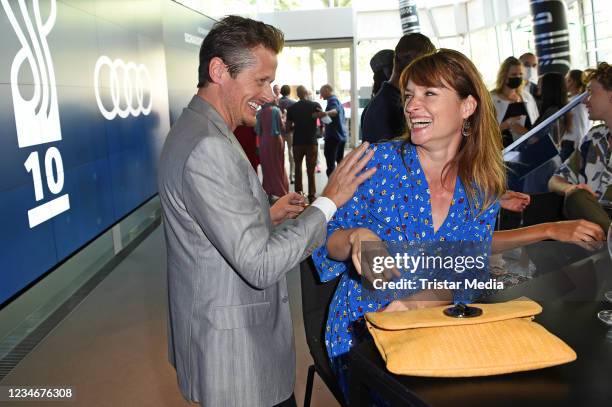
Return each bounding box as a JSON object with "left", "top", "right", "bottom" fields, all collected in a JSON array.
[{"left": 312, "top": 140, "right": 500, "bottom": 400}]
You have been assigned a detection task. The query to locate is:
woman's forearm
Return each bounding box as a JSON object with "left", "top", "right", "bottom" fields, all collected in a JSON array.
[{"left": 492, "top": 224, "right": 553, "bottom": 253}]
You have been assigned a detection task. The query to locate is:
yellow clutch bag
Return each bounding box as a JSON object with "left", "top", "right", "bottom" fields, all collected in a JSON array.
[{"left": 364, "top": 297, "right": 576, "bottom": 377}]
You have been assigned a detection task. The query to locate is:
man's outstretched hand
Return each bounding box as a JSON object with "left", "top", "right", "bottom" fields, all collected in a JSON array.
[{"left": 321, "top": 142, "right": 377, "bottom": 208}]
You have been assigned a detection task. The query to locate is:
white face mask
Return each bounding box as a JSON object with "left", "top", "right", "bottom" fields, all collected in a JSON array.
[{"left": 525, "top": 66, "right": 538, "bottom": 85}]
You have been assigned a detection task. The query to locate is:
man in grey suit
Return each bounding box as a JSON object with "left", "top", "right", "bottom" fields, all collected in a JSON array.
[{"left": 158, "top": 16, "right": 376, "bottom": 407}]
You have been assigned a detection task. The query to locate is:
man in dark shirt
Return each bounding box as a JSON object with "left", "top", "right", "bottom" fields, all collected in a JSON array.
[
  {"left": 320, "top": 84, "right": 347, "bottom": 177},
  {"left": 361, "top": 33, "right": 435, "bottom": 143},
  {"left": 286, "top": 85, "right": 323, "bottom": 203},
  {"left": 278, "top": 85, "right": 296, "bottom": 183}
]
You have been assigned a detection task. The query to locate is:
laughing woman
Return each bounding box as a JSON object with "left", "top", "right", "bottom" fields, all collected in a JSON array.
[{"left": 312, "top": 49, "right": 506, "bottom": 403}]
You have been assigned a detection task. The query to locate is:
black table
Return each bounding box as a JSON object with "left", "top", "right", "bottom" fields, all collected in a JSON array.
[{"left": 349, "top": 252, "right": 612, "bottom": 407}]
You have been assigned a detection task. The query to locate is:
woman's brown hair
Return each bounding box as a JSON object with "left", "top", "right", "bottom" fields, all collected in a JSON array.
[{"left": 399, "top": 48, "right": 506, "bottom": 214}]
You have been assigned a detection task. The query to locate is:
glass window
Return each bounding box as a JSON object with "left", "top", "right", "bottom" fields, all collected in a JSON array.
[
  {"left": 352, "top": 0, "right": 400, "bottom": 11},
  {"left": 592, "top": 0, "right": 612, "bottom": 63},
  {"left": 275, "top": 0, "right": 352, "bottom": 10},
  {"left": 510, "top": 16, "right": 533, "bottom": 57},
  {"left": 567, "top": 1, "right": 588, "bottom": 69},
  {"left": 597, "top": 37, "right": 612, "bottom": 62},
  {"left": 439, "top": 36, "right": 470, "bottom": 56},
  {"left": 496, "top": 23, "right": 514, "bottom": 65},
  {"left": 507, "top": 0, "right": 530, "bottom": 18},
  {"left": 468, "top": 28, "right": 500, "bottom": 89},
  {"left": 467, "top": 0, "right": 485, "bottom": 30},
  {"left": 275, "top": 46, "right": 314, "bottom": 92},
  {"left": 430, "top": 6, "right": 456, "bottom": 37}
]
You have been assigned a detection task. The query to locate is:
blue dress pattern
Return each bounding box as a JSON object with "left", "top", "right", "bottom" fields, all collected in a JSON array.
[{"left": 312, "top": 140, "right": 500, "bottom": 399}]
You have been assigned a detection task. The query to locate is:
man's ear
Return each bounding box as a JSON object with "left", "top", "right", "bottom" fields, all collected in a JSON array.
[
  {"left": 209, "top": 57, "right": 227, "bottom": 84},
  {"left": 461, "top": 95, "right": 477, "bottom": 120}
]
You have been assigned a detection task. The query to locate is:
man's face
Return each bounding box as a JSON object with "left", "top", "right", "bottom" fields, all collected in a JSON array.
[
  {"left": 584, "top": 79, "right": 612, "bottom": 121},
  {"left": 273, "top": 84, "right": 280, "bottom": 97},
  {"left": 319, "top": 87, "right": 330, "bottom": 99},
  {"left": 221, "top": 45, "right": 277, "bottom": 128}
]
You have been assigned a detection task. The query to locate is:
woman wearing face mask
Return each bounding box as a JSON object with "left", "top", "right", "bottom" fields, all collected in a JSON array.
[{"left": 491, "top": 56, "right": 540, "bottom": 147}]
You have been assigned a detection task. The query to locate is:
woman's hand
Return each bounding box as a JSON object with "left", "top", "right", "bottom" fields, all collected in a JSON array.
[
  {"left": 509, "top": 121, "right": 528, "bottom": 136},
  {"left": 500, "top": 118, "right": 512, "bottom": 131},
  {"left": 348, "top": 228, "right": 381, "bottom": 275},
  {"left": 564, "top": 183, "right": 598, "bottom": 199},
  {"left": 500, "top": 190, "right": 531, "bottom": 212},
  {"left": 383, "top": 299, "right": 422, "bottom": 312},
  {"left": 270, "top": 192, "right": 306, "bottom": 226},
  {"left": 382, "top": 290, "right": 452, "bottom": 313},
  {"left": 546, "top": 219, "right": 605, "bottom": 244}
]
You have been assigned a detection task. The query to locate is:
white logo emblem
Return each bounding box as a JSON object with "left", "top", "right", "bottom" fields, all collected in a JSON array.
[
  {"left": 2, "top": 0, "right": 70, "bottom": 228},
  {"left": 93, "top": 55, "right": 153, "bottom": 120},
  {"left": 2, "top": 0, "right": 62, "bottom": 148}
]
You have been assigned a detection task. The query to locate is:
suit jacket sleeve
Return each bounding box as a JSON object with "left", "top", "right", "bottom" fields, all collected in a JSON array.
[{"left": 182, "top": 135, "right": 327, "bottom": 289}]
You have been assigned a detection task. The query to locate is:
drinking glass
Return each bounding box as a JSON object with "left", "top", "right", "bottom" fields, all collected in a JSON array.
[{"left": 596, "top": 224, "right": 612, "bottom": 325}]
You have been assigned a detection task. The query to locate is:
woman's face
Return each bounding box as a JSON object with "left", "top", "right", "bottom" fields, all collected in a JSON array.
[
  {"left": 585, "top": 79, "right": 612, "bottom": 121},
  {"left": 505, "top": 65, "right": 524, "bottom": 86},
  {"left": 404, "top": 79, "right": 475, "bottom": 148},
  {"left": 565, "top": 75, "right": 576, "bottom": 95}
]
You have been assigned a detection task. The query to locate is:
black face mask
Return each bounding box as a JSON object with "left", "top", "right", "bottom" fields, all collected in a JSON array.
[{"left": 506, "top": 77, "right": 522, "bottom": 89}]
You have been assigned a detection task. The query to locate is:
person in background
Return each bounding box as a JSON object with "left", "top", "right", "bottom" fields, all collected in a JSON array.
[
  {"left": 549, "top": 62, "right": 612, "bottom": 234},
  {"left": 565, "top": 69, "right": 591, "bottom": 151},
  {"left": 313, "top": 49, "right": 506, "bottom": 403},
  {"left": 519, "top": 52, "right": 539, "bottom": 100},
  {"left": 319, "top": 84, "right": 347, "bottom": 177},
  {"left": 286, "top": 85, "right": 322, "bottom": 203},
  {"left": 306, "top": 88, "right": 324, "bottom": 174},
  {"left": 534, "top": 72, "right": 573, "bottom": 157},
  {"left": 369, "top": 49, "right": 394, "bottom": 97},
  {"left": 278, "top": 84, "right": 296, "bottom": 184},
  {"left": 361, "top": 33, "right": 436, "bottom": 143},
  {"left": 491, "top": 56, "right": 539, "bottom": 147},
  {"left": 272, "top": 83, "right": 281, "bottom": 104},
  {"left": 234, "top": 125, "right": 260, "bottom": 171},
  {"left": 256, "top": 101, "right": 288, "bottom": 201}
]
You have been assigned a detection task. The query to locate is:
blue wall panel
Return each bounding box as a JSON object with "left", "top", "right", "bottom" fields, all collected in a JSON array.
[{"left": 0, "top": 0, "right": 215, "bottom": 306}]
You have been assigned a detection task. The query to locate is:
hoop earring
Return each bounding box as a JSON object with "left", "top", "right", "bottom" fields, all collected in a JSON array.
[{"left": 461, "top": 120, "right": 471, "bottom": 137}]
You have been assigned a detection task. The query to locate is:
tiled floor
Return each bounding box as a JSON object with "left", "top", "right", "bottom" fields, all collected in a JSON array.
[
  {"left": 1, "top": 144, "right": 344, "bottom": 406},
  {"left": 1, "top": 226, "right": 339, "bottom": 407}
]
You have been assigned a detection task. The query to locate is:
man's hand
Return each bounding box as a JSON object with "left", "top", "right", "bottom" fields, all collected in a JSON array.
[
  {"left": 270, "top": 192, "right": 306, "bottom": 226},
  {"left": 321, "top": 142, "right": 377, "bottom": 207},
  {"left": 500, "top": 190, "right": 531, "bottom": 212}
]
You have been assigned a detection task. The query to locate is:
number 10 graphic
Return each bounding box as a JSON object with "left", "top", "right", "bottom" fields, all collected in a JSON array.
[{"left": 2, "top": 0, "right": 70, "bottom": 228}]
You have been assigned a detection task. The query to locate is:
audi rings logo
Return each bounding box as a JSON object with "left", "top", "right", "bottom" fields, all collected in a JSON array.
[{"left": 94, "top": 56, "right": 153, "bottom": 120}]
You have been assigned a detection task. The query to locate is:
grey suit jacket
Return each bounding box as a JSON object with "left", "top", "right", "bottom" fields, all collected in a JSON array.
[{"left": 158, "top": 96, "right": 327, "bottom": 407}]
